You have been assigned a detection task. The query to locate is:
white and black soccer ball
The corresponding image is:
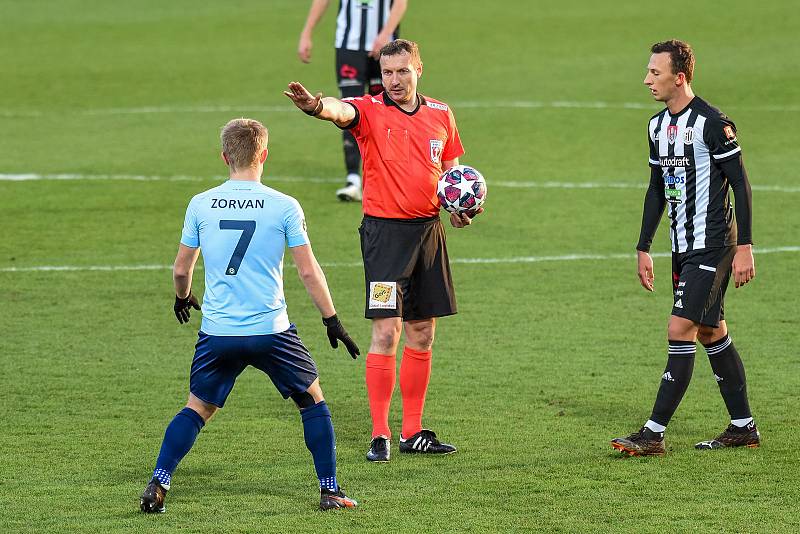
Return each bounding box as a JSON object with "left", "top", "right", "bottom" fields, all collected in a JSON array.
[{"left": 436, "top": 165, "right": 487, "bottom": 214}]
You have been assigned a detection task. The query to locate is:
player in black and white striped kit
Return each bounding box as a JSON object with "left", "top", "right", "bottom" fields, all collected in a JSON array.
[
  {"left": 297, "top": 0, "right": 408, "bottom": 201},
  {"left": 611, "top": 40, "right": 760, "bottom": 456}
]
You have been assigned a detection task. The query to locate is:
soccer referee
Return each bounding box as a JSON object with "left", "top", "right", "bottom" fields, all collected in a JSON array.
[
  {"left": 285, "top": 39, "right": 481, "bottom": 462},
  {"left": 611, "top": 40, "right": 759, "bottom": 456}
]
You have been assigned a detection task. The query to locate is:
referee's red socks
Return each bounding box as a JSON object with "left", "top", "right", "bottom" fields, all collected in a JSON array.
[
  {"left": 366, "top": 352, "right": 396, "bottom": 438},
  {"left": 400, "top": 347, "right": 432, "bottom": 438}
]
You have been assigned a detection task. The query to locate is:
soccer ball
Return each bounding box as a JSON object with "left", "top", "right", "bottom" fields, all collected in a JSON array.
[{"left": 436, "top": 165, "right": 487, "bottom": 214}]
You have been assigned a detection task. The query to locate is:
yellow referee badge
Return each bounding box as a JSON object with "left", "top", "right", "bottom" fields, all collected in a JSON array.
[{"left": 369, "top": 282, "right": 397, "bottom": 309}]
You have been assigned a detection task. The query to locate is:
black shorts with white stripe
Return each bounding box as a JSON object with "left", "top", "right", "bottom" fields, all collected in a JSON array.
[{"left": 671, "top": 246, "right": 736, "bottom": 327}]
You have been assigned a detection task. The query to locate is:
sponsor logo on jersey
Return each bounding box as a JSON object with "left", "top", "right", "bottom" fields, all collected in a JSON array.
[
  {"left": 664, "top": 174, "right": 685, "bottom": 185},
  {"left": 684, "top": 128, "right": 694, "bottom": 144},
  {"left": 665, "top": 188, "right": 682, "bottom": 203},
  {"left": 369, "top": 281, "right": 397, "bottom": 309},
  {"left": 723, "top": 125, "right": 736, "bottom": 140},
  {"left": 429, "top": 139, "right": 443, "bottom": 164},
  {"left": 667, "top": 124, "right": 679, "bottom": 144},
  {"left": 659, "top": 156, "right": 691, "bottom": 168},
  {"left": 674, "top": 298, "right": 683, "bottom": 309},
  {"left": 662, "top": 371, "right": 675, "bottom": 382},
  {"left": 714, "top": 374, "right": 724, "bottom": 382},
  {"left": 426, "top": 101, "right": 448, "bottom": 111}
]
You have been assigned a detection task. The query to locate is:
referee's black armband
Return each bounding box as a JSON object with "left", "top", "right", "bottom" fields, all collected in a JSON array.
[{"left": 335, "top": 102, "right": 360, "bottom": 130}]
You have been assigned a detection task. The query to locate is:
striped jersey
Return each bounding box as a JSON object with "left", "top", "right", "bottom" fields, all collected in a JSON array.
[
  {"left": 647, "top": 96, "right": 742, "bottom": 252},
  {"left": 335, "top": 0, "right": 398, "bottom": 52}
]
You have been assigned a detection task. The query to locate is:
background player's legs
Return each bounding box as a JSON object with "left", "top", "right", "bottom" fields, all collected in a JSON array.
[
  {"left": 333, "top": 47, "right": 366, "bottom": 201},
  {"left": 151, "top": 393, "right": 216, "bottom": 490},
  {"left": 366, "top": 317, "right": 402, "bottom": 438},
  {"left": 294, "top": 378, "right": 340, "bottom": 492},
  {"left": 698, "top": 321, "right": 754, "bottom": 426},
  {"left": 645, "top": 316, "right": 699, "bottom": 431},
  {"left": 336, "top": 78, "right": 367, "bottom": 201},
  {"left": 400, "top": 318, "right": 435, "bottom": 438},
  {"left": 366, "top": 55, "right": 383, "bottom": 97}
]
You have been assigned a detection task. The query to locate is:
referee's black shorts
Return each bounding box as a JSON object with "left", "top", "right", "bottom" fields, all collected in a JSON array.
[{"left": 359, "top": 215, "right": 457, "bottom": 321}]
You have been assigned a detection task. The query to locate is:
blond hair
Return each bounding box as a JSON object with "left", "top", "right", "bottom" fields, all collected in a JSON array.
[{"left": 220, "top": 118, "right": 269, "bottom": 170}]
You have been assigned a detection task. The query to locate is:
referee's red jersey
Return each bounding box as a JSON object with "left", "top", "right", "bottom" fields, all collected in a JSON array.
[{"left": 342, "top": 92, "right": 464, "bottom": 219}]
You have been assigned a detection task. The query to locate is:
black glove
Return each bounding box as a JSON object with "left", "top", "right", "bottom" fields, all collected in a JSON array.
[
  {"left": 322, "top": 314, "right": 360, "bottom": 359},
  {"left": 174, "top": 293, "right": 201, "bottom": 324}
]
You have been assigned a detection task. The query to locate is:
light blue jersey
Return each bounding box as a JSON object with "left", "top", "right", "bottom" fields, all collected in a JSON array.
[{"left": 180, "top": 180, "right": 309, "bottom": 335}]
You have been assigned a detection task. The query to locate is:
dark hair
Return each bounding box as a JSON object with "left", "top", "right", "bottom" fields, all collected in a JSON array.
[
  {"left": 651, "top": 40, "right": 695, "bottom": 83},
  {"left": 379, "top": 38, "right": 422, "bottom": 68}
]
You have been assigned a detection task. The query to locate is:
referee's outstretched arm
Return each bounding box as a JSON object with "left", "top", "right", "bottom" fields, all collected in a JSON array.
[{"left": 284, "top": 82, "right": 356, "bottom": 128}]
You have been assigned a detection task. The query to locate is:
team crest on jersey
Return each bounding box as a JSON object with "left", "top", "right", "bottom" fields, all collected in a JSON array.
[
  {"left": 723, "top": 125, "right": 736, "bottom": 140},
  {"left": 684, "top": 128, "right": 694, "bottom": 144},
  {"left": 667, "top": 125, "right": 678, "bottom": 144},
  {"left": 429, "top": 139, "right": 443, "bottom": 164}
]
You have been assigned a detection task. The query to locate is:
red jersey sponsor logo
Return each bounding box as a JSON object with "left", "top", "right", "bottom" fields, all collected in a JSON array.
[{"left": 426, "top": 101, "right": 448, "bottom": 111}]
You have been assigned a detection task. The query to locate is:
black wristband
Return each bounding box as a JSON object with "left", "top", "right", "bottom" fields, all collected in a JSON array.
[
  {"left": 322, "top": 314, "right": 339, "bottom": 327},
  {"left": 304, "top": 100, "right": 323, "bottom": 116}
]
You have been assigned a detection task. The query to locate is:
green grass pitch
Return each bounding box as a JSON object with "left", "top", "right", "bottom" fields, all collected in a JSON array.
[{"left": 1, "top": 0, "right": 799, "bottom": 532}]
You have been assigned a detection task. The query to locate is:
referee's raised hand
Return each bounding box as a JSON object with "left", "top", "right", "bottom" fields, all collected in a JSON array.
[{"left": 284, "top": 82, "right": 322, "bottom": 114}]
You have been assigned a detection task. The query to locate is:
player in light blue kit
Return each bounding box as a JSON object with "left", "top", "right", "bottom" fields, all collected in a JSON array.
[{"left": 140, "top": 118, "right": 360, "bottom": 513}]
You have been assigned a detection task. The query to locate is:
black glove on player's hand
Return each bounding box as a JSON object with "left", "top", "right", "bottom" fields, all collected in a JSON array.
[
  {"left": 322, "top": 314, "right": 360, "bottom": 359},
  {"left": 174, "top": 294, "right": 201, "bottom": 324}
]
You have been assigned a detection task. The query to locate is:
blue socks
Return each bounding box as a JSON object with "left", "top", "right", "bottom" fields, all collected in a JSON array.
[
  {"left": 153, "top": 407, "right": 205, "bottom": 489},
  {"left": 301, "top": 401, "right": 338, "bottom": 491},
  {"left": 151, "top": 403, "right": 337, "bottom": 492}
]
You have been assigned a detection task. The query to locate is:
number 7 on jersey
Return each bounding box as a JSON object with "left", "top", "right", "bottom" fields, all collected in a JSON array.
[{"left": 219, "top": 220, "right": 256, "bottom": 275}]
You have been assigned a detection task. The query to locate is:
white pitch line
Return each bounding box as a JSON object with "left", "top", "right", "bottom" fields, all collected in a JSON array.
[
  {"left": 0, "top": 173, "right": 342, "bottom": 184},
  {"left": 2, "top": 246, "right": 798, "bottom": 273},
  {"left": 2, "top": 100, "right": 800, "bottom": 118},
  {"left": 2, "top": 172, "right": 799, "bottom": 193}
]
